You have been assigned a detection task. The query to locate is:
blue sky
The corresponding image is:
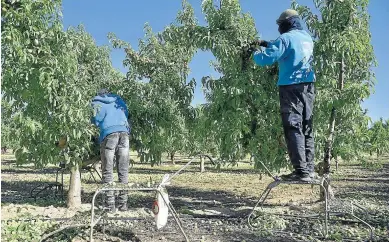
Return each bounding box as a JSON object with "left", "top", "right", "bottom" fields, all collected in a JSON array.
[{"left": 62, "top": 0, "right": 388, "bottom": 122}]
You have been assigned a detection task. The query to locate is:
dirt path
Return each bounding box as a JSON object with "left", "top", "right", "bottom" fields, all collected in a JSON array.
[{"left": 1, "top": 155, "right": 389, "bottom": 241}]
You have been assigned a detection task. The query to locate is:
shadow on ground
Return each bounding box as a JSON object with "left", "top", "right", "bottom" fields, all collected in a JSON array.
[
  {"left": 1, "top": 167, "right": 61, "bottom": 175},
  {"left": 337, "top": 184, "right": 389, "bottom": 204},
  {"left": 1, "top": 180, "right": 66, "bottom": 207},
  {"left": 80, "top": 185, "right": 256, "bottom": 214}
]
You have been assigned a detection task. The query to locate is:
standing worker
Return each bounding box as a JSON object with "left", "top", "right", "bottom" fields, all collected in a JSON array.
[
  {"left": 248, "top": 9, "right": 316, "bottom": 182},
  {"left": 91, "top": 89, "right": 131, "bottom": 212}
]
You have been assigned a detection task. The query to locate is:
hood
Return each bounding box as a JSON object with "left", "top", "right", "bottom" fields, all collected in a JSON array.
[
  {"left": 278, "top": 16, "right": 303, "bottom": 34},
  {"left": 92, "top": 94, "right": 117, "bottom": 104}
]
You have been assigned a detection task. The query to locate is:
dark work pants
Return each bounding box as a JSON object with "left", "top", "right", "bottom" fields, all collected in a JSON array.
[
  {"left": 100, "top": 132, "right": 130, "bottom": 206},
  {"left": 279, "top": 82, "right": 315, "bottom": 175}
]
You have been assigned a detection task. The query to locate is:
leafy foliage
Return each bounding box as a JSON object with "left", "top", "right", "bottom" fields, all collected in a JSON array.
[
  {"left": 1, "top": 219, "right": 57, "bottom": 242},
  {"left": 108, "top": 4, "right": 198, "bottom": 165},
  {"left": 160, "top": 0, "right": 287, "bottom": 170},
  {"left": 1, "top": 0, "right": 117, "bottom": 167},
  {"left": 185, "top": 104, "right": 218, "bottom": 157},
  {"left": 366, "top": 118, "right": 389, "bottom": 158},
  {"left": 1, "top": 99, "right": 20, "bottom": 149},
  {"left": 1, "top": 0, "right": 122, "bottom": 207}
]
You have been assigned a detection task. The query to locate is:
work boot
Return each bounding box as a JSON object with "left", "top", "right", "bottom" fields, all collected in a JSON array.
[
  {"left": 118, "top": 191, "right": 128, "bottom": 212},
  {"left": 102, "top": 190, "right": 116, "bottom": 213},
  {"left": 281, "top": 171, "right": 312, "bottom": 182}
]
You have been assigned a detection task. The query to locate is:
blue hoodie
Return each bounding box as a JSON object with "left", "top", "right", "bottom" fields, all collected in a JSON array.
[
  {"left": 253, "top": 17, "right": 315, "bottom": 86},
  {"left": 91, "top": 93, "right": 130, "bottom": 143}
]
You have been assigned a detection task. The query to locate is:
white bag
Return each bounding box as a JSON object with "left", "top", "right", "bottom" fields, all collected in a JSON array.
[{"left": 152, "top": 174, "right": 170, "bottom": 229}]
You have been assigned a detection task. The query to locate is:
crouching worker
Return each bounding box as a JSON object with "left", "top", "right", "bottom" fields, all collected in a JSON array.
[
  {"left": 248, "top": 9, "right": 316, "bottom": 182},
  {"left": 91, "top": 89, "right": 131, "bottom": 212}
]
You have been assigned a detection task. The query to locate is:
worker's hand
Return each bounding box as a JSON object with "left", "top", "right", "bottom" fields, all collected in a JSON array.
[{"left": 251, "top": 39, "right": 268, "bottom": 48}]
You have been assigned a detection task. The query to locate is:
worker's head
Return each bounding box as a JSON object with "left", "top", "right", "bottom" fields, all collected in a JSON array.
[{"left": 276, "top": 9, "right": 303, "bottom": 34}]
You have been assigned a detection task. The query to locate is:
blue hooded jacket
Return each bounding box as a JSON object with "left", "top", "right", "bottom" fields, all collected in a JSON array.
[
  {"left": 91, "top": 93, "right": 130, "bottom": 143},
  {"left": 253, "top": 16, "right": 315, "bottom": 86}
]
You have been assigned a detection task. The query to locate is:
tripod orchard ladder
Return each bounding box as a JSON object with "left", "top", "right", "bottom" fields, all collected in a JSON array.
[
  {"left": 247, "top": 158, "right": 330, "bottom": 237},
  {"left": 89, "top": 154, "right": 216, "bottom": 242}
]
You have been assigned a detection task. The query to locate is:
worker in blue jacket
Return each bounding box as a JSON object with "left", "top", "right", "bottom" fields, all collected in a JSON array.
[
  {"left": 248, "top": 9, "right": 316, "bottom": 182},
  {"left": 91, "top": 89, "right": 131, "bottom": 212}
]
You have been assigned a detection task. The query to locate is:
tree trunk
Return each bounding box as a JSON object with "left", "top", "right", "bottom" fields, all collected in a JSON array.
[
  {"left": 320, "top": 55, "right": 344, "bottom": 201},
  {"left": 320, "top": 107, "right": 336, "bottom": 200},
  {"left": 67, "top": 163, "right": 82, "bottom": 209},
  {"left": 170, "top": 151, "right": 175, "bottom": 165},
  {"left": 322, "top": 107, "right": 336, "bottom": 173},
  {"left": 335, "top": 156, "right": 339, "bottom": 171},
  {"left": 200, "top": 155, "right": 205, "bottom": 173},
  {"left": 376, "top": 149, "right": 379, "bottom": 162}
]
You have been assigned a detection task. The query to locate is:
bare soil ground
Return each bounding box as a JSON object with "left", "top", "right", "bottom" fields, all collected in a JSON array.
[{"left": 1, "top": 153, "right": 388, "bottom": 242}]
